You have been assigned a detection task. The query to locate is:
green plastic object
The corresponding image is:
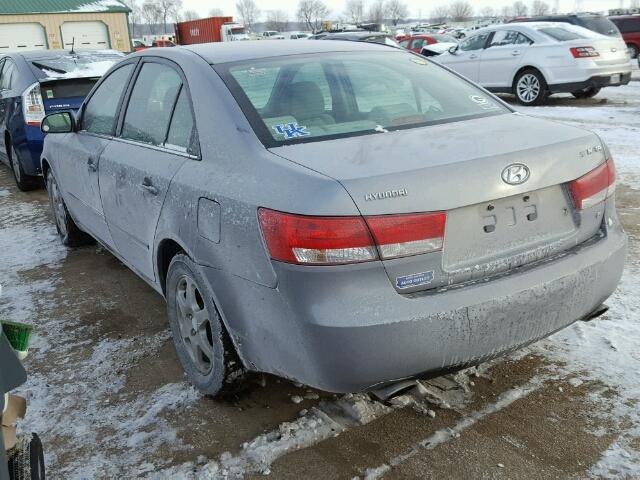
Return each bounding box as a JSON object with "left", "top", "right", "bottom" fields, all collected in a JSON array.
[{"left": 1, "top": 321, "right": 32, "bottom": 353}]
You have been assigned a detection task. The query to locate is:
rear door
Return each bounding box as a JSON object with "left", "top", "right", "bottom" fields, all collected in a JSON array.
[
  {"left": 99, "top": 58, "right": 198, "bottom": 281},
  {"left": 478, "top": 30, "right": 532, "bottom": 87},
  {"left": 57, "top": 61, "right": 137, "bottom": 246}
]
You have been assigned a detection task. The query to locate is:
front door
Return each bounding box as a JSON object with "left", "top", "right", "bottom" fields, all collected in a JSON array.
[
  {"left": 57, "top": 62, "right": 136, "bottom": 246},
  {"left": 99, "top": 59, "right": 197, "bottom": 281},
  {"left": 443, "top": 32, "right": 490, "bottom": 82}
]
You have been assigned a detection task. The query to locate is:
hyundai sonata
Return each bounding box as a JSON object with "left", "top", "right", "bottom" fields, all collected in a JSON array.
[{"left": 40, "top": 41, "right": 626, "bottom": 395}]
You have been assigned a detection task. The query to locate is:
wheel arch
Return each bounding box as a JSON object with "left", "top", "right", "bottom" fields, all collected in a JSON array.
[
  {"left": 512, "top": 65, "right": 548, "bottom": 90},
  {"left": 41, "top": 157, "right": 51, "bottom": 180}
]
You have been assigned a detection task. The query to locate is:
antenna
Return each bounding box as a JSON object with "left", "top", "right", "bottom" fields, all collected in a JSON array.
[{"left": 70, "top": 36, "right": 75, "bottom": 54}]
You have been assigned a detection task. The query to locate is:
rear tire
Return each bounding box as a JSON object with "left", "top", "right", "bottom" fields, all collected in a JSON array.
[
  {"left": 7, "top": 433, "right": 45, "bottom": 480},
  {"left": 9, "top": 145, "right": 40, "bottom": 192},
  {"left": 572, "top": 87, "right": 601, "bottom": 99},
  {"left": 513, "top": 69, "right": 549, "bottom": 106},
  {"left": 166, "top": 253, "right": 243, "bottom": 396},
  {"left": 45, "top": 169, "right": 93, "bottom": 247}
]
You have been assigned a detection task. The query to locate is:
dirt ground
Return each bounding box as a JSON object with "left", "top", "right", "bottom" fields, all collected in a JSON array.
[{"left": 1, "top": 79, "right": 639, "bottom": 479}]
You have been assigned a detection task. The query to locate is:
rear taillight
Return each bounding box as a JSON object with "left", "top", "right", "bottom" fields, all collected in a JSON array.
[
  {"left": 365, "top": 212, "right": 446, "bottom": 259},
  {"left": 568, "top": 158, "right": 616, "bottom": 210},
  {"left": 570, "top": 46, "right": 599, "bottom": 58},
  {"left": 258, "top": 208, "right": 446, "bottom": 265},
  {"left": 22, "top": 83, "right": 45, "bottom": 126},
  {"left": 257, "top": 209, "right": 377, "bottom": 265}
]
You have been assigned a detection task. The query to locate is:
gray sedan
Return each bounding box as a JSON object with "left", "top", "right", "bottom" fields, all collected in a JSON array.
[{"left": 40, "top": 41, "right": 626, "bottom": 396}]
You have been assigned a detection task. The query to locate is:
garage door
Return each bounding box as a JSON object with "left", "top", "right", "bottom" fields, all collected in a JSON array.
[
  {"left": 61, "top": 21, "right": 110, "bottom": 50},
  {"left": 0, "top": 23, "right": 47, "bottom": 52}
]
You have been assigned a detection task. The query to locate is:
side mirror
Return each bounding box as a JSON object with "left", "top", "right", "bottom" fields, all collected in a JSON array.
[
  {"left": 448, "top": 45, "right": 459, "bottom": 54},
  {"left": 41, "top": 111, "right": 75, "bottom": 134}
]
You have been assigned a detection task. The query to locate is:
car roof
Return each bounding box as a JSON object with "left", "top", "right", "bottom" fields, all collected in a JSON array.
[{"left": 181, "top": 39, "right": 393, "bottom": 64}]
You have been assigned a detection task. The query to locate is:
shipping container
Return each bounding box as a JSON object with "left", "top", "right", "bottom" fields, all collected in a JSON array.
[{"left": 175, "top": 16, "right": 233, "bottom": 44}]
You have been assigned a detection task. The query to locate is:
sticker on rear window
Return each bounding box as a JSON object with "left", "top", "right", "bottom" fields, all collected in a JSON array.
[
  {"left": 272, "top": 123, "right": 310, "bottom": 140},
  {"left": 46, "top": 89, "right": 54, "bottom": 99},
  {"left": 396, "top": 271, "right": 434, "bottom": 289}
]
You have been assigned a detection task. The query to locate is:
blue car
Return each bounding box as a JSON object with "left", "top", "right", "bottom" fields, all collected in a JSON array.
[{"left": 0, "top": 50, "right": 124, "bottom": 190}]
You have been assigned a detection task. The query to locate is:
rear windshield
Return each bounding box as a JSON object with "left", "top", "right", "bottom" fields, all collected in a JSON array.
[
  {"left": 30, "top": 52, "right": 124, "bottom": 79},
  {"left": 579, "top": 17, "right": 620, "bottom": 36},
  {"left": 537, "top": 26, "right": 588, "bottom": 41},
  {"left": 218, "top": 51, "right": 508, "bottom": 147}
]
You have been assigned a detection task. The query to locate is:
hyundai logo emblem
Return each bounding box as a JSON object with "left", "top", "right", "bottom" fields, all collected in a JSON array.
[{"left": 501, "top": 164, "right": 530, "bottom": 185}]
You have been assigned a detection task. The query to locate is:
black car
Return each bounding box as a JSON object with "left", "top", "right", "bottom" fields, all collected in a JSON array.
[{"left": 512, "top": 13, "right": 621, "bottom": 37}]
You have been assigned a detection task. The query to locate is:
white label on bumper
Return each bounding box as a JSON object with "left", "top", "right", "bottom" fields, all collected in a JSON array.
[{"left": 610, "top": 74, "right": 621, "bottom": 84}]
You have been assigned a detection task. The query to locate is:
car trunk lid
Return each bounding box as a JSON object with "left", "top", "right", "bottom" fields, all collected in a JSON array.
[{"left": 269, "top": 113, "right": 608, "bottom": 292}]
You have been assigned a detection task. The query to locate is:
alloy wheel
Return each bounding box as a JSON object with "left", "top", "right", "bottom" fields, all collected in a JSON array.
[
  {"left": 517, "top": 74, "right": 541, "bottom": 103},
  {"left": 48, "top": 174, "right": 68, "bottom": 238},
  {"left": 175, "top": 274, "right": 215, "bottom": 375}
]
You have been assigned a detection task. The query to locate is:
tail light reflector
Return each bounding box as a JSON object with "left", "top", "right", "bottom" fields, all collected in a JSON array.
[
  {"left": 258, "top": 209, "right": 377, "bottom": 265},
  {"left": 258, "top": 208, "right": 447, "bottom": 265},
  {"left": 22, "top": 83, "right": 45, "bottom": 126},
  {"left": 570, "top": 46, "right": 599, "bottom": 58},
  {"left": 568, "top": 158, "right": 616, "bottom": 210},
  {"left": 366, "top": 212, "right": 446, "bottom": 259}
]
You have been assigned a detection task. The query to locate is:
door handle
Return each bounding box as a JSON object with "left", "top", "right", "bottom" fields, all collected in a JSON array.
[
  {"left": 140, "top": 177, "right": 158, "bottom": 196},
  {"left": 87, "top": 157, "right": 97, "bottom": 172},
  {"left": 469, "top": 54, "right": 478, "bottom": 59},
  {"left": 511, "top": 50, "right": 521, "bottom": 56}
]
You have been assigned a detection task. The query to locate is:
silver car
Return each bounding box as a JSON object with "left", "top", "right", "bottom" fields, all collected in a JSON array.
[{"left": 40, "top": 41, "right": 626, "bottom": 396}]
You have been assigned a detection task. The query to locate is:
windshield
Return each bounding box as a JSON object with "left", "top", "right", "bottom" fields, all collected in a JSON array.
[
  {"left": 579, "top": 17, "right": 620, "bottom": 36},
  {"left": 218, "top": 51, "right": 508, "bottom": 147},
  {"left": 30, "top": 51, "right": 124, "bottom": 78}
]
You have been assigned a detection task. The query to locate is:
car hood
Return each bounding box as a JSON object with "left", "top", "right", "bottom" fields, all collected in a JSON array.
[{"left": 269, "top": 112, "right": 606, "bottom": 215}]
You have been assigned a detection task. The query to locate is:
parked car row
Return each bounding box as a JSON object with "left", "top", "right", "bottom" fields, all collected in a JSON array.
[{"left": 1, "top": 40, "right": 625, "bottom": 397}]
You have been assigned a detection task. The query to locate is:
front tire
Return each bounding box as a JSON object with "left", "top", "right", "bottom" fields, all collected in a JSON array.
[
  {"left": 45, "top": 169, "right": 92, "bottom": 247},
  {"left": 572, "top": 87, "right": 601, "bottom": 99},
  {"left": 7, "top": 433, "right": 45, "bottom": 480},
  {"left": 513, "top": 69, "right": 549, "bottom": 106},
  {"left": 628, "top": 43, "right": 638, "bottom": 59},
  {"left": 166, "top": 253, "right": 242, "bottom": 396},
  {"left": 9, "top": 145, "right": 40, "bottom": 191}
]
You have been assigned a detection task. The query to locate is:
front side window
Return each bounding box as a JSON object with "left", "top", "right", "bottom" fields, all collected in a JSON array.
[
  {"left": 221, "top": 51, "right": 508, "bottom": 147},
  {"left": 411, "top": 38, "right": 426, "bottom": 49},
  {"left": 82, "top": 63, "right": 134, "bottom": 135},
  {"left": 460, "top": 33, "right": 490, "bottom": 51},
  {"left": 121, "top": 62, "right": 182, "bottom": 146}
]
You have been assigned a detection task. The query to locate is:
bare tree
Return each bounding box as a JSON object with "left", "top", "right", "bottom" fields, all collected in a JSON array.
[
  {"left": 236, "top": 0, "right": 260, "bottom": 32},
  {"left": 208, "top": 7, "right": 224, "bottom": 16},
  {"left": 122, "top": 0, "right": 141, "bottom": 37},
  {"left": 141, "top": 1, "right": 162, "bottom": 34},
  {"left": 297, "top": 0, "right": 329, "bottom": 32},
  {"left": 368, "top": 0, "right": 388, "bottom": 24},
  {"left": 181, "top": 9, "right": 200, "bottom": 21},
  {"left": 449, "top": 1, "right": 473, "bottom": 21},
  {"left": 430, "top": 5, "right": 450, "bottom": 23},
  {"left": 156, "top": 0, "right": 182, "bottom": 31},
  {"left": 480, "top": 6, "right": 495, "bottom": 18},
  {"left": 501, "top": 5, "right": 513, "bottom": 18},
  {"left": 344, "top": 0, "right": 364, "bottom": 24},
  {"left": 531, "top": 0, "right": 550, "bottom": 15},
  {"left": 512, "top": 0, "right": 528, "bottom": 16},
  {"left": 386, "top": 0, "right": 409, "bottom": 25},
  {"left": 265, "top": 10, "right": 289, "bottom": 31}
]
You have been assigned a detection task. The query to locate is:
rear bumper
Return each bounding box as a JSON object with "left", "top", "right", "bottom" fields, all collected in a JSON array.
[
  {"left": 549, "top": 72, "right": 632, "bottom": 93},
  {"left": 202, "top": 210, "right": 626, "bottom": 393}
]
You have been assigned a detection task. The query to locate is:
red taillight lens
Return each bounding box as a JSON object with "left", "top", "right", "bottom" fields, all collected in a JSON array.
[
  {"left": 258, "top": 208, "right": 447, "bottom": 265},
  {"left": 366, "top": 212, "right": 446, "bottom": 259},
  {"left": 22, "top": 83, "right": 45, "bottom": 126},
  {"left": 568, "top": 158, "right": 616, "bottom": 210},
  {"left": 570, "top": 46, "right": 599, "bottom": 58},
  {"left": 258, "top": 209, "right": 377, "bottom": 265}
]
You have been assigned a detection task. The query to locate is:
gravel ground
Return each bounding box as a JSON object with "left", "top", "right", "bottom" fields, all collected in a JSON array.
[{"left": 0, "top": 71, "right": 638, "bottom": 480}]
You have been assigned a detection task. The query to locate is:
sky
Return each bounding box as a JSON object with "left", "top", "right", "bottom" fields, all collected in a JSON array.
[{"left": 180, "top": 0, "right": 632, "bottom": 21}]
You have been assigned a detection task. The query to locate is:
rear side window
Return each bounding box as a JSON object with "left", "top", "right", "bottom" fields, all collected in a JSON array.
[
  {"left": 489, "top": 30, "right": 521, "bottom": 47},
  {"left": 538, "top": 27, "right": 587, "bottom": 41},
  {"left": 221, "top": 51, "right": 508, "bottom": 147},
  {"left": 165, "top": 87, "right": 197, "bottom": 154},
  {"left": 0, "top": 59, "right": 17, "bottom": 90},
  {"left": 82, "top": 64, "right": 134, "bottom": 135},
  {"left": 121, "top": 62, "right": 182, "bottom": 146}
]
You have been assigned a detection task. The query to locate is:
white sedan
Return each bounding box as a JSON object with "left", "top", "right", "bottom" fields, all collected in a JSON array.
[{"left": 435, "top": 22, "right": 632, "bottom": 105}]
